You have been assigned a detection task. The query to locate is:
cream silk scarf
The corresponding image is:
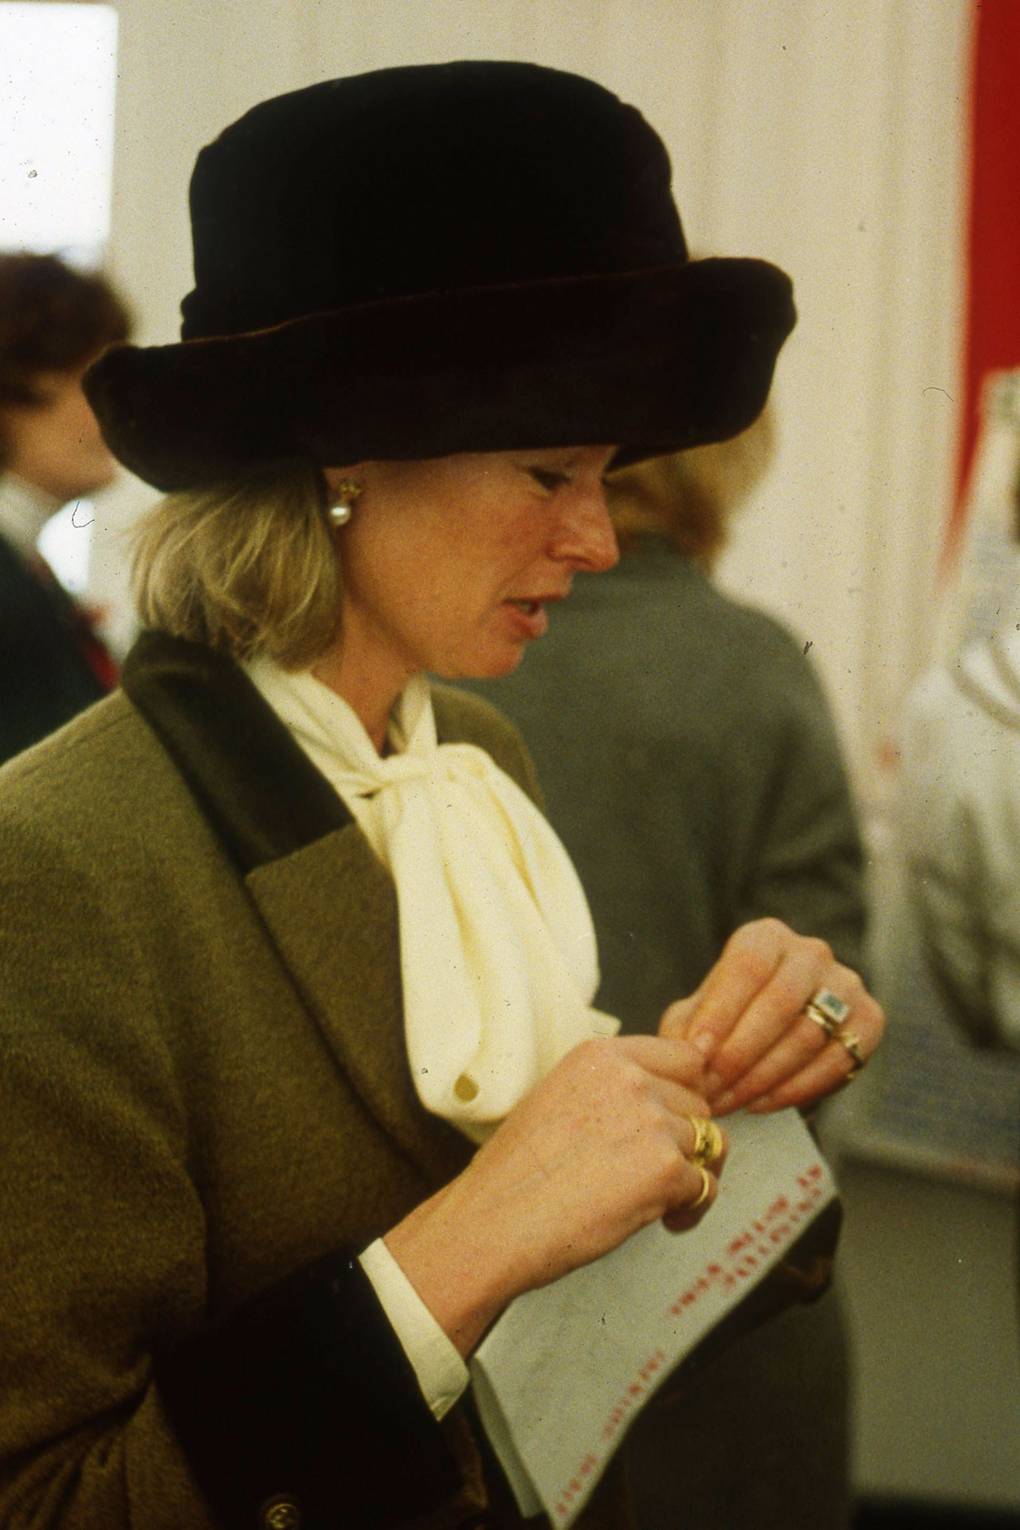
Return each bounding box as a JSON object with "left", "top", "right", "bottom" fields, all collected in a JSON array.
[{"left": 246, "top": 660, "right": 617, "bottom": 1140}]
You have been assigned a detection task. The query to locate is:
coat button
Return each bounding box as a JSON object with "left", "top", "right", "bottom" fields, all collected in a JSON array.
[{"left": 259, "top": 1495, "right": 302, "bottom": 1529}]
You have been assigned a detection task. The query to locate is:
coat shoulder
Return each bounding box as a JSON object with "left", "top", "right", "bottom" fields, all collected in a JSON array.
[
  {"left": 0, "top": 690, "right": 200, "bottom": 857},
  {"left": 677, "top": 568, "right": 815, "bottom": 669}
]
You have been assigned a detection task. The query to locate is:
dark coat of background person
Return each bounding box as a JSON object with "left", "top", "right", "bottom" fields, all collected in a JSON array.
[
  {"left": 0, "top": 632, "right": 637, "bottom": 1530},
  {"left": 463, "top": 536, "right": 866, "bottom": 1530},
  {"left": 0, "top": 532, "right": 108, "bottom": 761}
]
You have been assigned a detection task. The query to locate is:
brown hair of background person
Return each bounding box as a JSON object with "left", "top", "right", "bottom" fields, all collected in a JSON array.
[
  {"left": 0, "top": 252, "right": 131, "bottom": 489},
  {"left": 0, "top": 253, "right": 130, "bottom": 402},
  {"left": 0, "top": 253, "right": 131, "bottom": 763},
  {"left": 0, "top": 252, "right": 130, "bottom": 470}
]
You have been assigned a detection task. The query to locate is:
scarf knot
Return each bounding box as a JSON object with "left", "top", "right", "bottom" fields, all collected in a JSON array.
[{"left": 246, "top": 662, "right": 617, "bottom": 1140}]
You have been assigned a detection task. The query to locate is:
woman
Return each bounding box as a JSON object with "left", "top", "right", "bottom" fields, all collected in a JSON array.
[
  {"left": 0, "top": 252, "right": 130, "bottom": 761},
  {"left": 894, "top": 592, "right": 1020, "bottom": 1052},
  {"left": 0, "top": 63, "right": 883, "bottom": 1529}
]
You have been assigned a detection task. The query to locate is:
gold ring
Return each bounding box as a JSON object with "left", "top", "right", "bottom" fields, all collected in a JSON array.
[
  {"left": 805, "top": 1003, "right": 839, "bottom": 1037},
  {"left": 685, "top": 1115, "right": 724, "bottom": 1167},
  {"left": 689, "top": 1165, "right": 712, "bottom": 1209},
  {"left": 804, "top": 988, "right": 850, "bottom": 1038},
  {"left": 836, "top": 1030, "right": 865, "bottom": 1077},
  {"left": 807, "top": 987, "right": 850, "bottom": 1027}
]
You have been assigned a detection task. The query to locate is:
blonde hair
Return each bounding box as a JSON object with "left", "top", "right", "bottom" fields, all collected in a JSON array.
[
  {"left": 132, "top": 462, "right": 342, "bottom": 668},
  {"left": 608, "top": 406, "right": 776, "bottom": 570}
]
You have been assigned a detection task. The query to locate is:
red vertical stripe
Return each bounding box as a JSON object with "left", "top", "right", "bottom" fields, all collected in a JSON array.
[{"left": 947, "top": 0, "right": 1020, "bottom": 560}]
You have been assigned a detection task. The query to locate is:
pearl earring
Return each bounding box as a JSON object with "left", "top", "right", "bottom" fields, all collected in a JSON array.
[{"left": 327, "top": 478, "right": 363, "bottom": 526}]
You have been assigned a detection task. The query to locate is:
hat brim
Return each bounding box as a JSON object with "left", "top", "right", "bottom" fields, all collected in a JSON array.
[{"left": 84, "top": 257, "right": 794, "bottom": 492}]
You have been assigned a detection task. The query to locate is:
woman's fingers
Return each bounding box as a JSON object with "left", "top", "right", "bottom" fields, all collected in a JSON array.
[
  {"left": 662, "top": 1160, "right": 720, "bottom": 1232},
  {"left": 690, "top": 922, "right": 834, "bottom": 1074},
  {"left": 702, "top": 961, "right": 862, "bottom": 1109},
  {"left": 614, "top": 1032, "right": 713, "bottom": 1093},
  {"left": 706, "top": 1008, "right": 831, "bottom": 1111},
  {"left": 656, "top": 919, "right": 884, "bottom": 1113},
  {"left": 589, "top": 1038, "right": 727, "bottom": 1224},
  {"left": 571, "top": 1034, "right": 728, "bottom": 1166},
  {"left": 742, "top": 996, "right": 884, "bottom": 1113},
  {"left": 706, "top": 964, "right": 882, "bottom": 1113},
  {"left": 599, "top": 1035, "right": 729, "bottom": 1167},
  {"left": 660, "top": 919, "right": 793, "bottom": 1069},
  {"left": 479, "top": 1036, "right": 727, "bottom": 1259}
]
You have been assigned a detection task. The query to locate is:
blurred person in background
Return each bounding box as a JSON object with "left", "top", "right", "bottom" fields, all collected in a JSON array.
[
  {"left": 465, "top": 415, "right": 867, "bottom": 1530},
  {"left": 886, "top": 462, "right": 1020, "bottom": 1325},
  {"left": 893, "top": 462, "right": 1020, "bottom": 1057},
  {"left": 0, "top": 252, "right": 131, "bottom": 763}
]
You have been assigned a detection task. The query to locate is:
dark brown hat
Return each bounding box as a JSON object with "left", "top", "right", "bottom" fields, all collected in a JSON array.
[{"left": 85, "top": 61, "right": 795, "bottom": 492}]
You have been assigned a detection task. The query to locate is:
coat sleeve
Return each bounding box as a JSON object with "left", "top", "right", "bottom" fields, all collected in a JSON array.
[
  {"left": 154, "top": 1253, "right": 470, "bottom": 1530},
  {"left": 731, "top": 646, "right": 867, "bottom": 976},
  {"left": 0, "top": 816, "right": 478, "bottom": 1530}
]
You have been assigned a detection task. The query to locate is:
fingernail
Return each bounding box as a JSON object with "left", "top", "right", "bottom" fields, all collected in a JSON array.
[
  {"left": 702, "top": 1069, "right": 724, "bottom": 1096},
  {"left": 691, "top": 1031, "right": 715, "bottom": 1059},
  {"left": 713, "top": 1089, "right": 735, "bottom": 1113},
  {"left": 745, "top": 1097, "right": 771, "bottom": 1114}
]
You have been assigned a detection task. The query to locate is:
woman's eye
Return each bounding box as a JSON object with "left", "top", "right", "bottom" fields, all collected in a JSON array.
[{"left": 528, "top": 467, "right": 570, "bottom": 492}]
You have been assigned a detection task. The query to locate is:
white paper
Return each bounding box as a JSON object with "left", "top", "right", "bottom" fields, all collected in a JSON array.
[{"left": 470, "top": 1109, "right": 837, "bottom": 1527}]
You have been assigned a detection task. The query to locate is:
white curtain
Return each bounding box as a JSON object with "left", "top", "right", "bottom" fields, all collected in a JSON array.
[{"left": 98, "top": 0, "right": 973, "bottom": 799}]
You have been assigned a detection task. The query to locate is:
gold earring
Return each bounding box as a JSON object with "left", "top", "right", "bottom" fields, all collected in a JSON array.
[{"left": 327, "top": 478, "right": 363, "bottom": 526}]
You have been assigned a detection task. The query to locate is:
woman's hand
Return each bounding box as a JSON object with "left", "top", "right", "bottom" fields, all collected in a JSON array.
[
  {"left": 384, "top": 1034, "right": 727, "bottom": 1357},
  {"left": 659, "top": 917, "right": 885, "bottom": 1115}
]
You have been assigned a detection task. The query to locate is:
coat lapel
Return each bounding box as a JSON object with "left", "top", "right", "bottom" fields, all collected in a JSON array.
[{"left": 122, "top": 631, "right": 471, "bottom": 1185}]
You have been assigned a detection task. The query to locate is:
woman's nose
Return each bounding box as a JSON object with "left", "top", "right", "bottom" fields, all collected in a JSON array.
[{"left": 549, "top": 490, "right": 619, "bottom": 573}]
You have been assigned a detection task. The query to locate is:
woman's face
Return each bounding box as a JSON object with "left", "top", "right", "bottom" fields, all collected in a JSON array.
[
  {"left": 3, "top": 365, "right": 117, "bottom": 502},
  {"left": 322, "top": 445, "right": 618, "bottom": 701}
]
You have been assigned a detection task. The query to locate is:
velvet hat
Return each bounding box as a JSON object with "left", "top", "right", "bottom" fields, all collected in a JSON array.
[{"left": 85, "top": 61, "right": 796, "bottom": 492}]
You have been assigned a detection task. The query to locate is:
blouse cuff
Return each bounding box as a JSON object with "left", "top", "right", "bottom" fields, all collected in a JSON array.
[{"left": 359, "top": 1237, "right": 469, "bottom": 1420}]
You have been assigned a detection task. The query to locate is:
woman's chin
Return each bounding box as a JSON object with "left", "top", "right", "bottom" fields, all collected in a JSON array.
[{"left": 437, "top": 645, "right": 528, "bottom": 683}]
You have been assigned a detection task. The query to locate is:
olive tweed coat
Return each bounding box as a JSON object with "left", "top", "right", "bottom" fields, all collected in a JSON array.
[{"left": 0, "top": 632, "right": 614, "bottom": 1530}]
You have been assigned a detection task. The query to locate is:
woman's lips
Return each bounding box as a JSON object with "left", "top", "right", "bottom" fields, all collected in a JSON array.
[{"left": 503, "top": 597, "right": 551, "bottom": 639}]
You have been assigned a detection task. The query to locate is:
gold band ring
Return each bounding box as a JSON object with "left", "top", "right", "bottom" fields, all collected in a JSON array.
[
  {"left": 836, "top": 1030, "right": 866, "bottom": 1078},
  {"left": 805, "top": 1003, "right": 840, "bottom": 1037},
  {"left": 686, "top": 1115, "right": 724, "bottom": 1167},
  {"left": 689, "top": 1164, "right": 712, "bottom": 1209}
]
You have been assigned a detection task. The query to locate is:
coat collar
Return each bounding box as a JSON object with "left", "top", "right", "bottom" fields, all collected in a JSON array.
[
  {"left": 122, "top": 629, "right": 355, "bottom": 872},
  {"left": 122, "top": 630, "right": 471, "bottom": 1185}
]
